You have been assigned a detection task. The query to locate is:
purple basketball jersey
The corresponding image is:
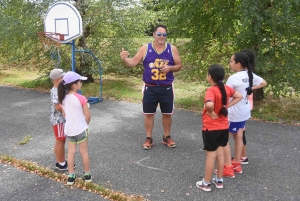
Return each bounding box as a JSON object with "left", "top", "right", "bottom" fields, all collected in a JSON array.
[{"left": 142, "top": 43, "right": 175, "bottom": 85}]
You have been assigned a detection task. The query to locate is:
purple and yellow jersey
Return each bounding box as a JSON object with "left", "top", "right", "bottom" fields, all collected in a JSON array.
[{"left": 142, "top": 43, "right": 175, "bottom": 85}]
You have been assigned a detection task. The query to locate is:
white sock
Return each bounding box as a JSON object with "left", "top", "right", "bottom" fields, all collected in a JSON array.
[{"left": 59, "top": 161, "right": 66, "bottom": 166}]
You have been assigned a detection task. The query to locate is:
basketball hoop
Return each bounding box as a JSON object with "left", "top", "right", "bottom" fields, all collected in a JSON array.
[{"left": 37, "top": 32, "right": 64, "bottom": 67}]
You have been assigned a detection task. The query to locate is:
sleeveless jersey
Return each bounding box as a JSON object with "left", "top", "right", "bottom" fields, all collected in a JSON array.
[{"left": 142, "top": 43, "right": 175, "bottom": 85}]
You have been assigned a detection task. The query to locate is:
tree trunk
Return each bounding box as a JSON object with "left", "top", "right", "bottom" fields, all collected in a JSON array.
[
  {"left": 74, "top": 0, "right": 94, "bottom": 83},
  {"left": 252, "top": 46, "right": 264, "bottom": 101},
  {"left": 253, "top": 89, "right": 264, "bottom": 101}
]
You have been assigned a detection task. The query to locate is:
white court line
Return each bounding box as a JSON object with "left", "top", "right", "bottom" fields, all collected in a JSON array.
[{"left": 134, "top": 156, "right": 169, "bottom": 172}]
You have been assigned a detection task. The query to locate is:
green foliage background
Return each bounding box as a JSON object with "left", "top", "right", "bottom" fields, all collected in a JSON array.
[{"left": 1, "top": 0, "right": 299, "bottom": 97}]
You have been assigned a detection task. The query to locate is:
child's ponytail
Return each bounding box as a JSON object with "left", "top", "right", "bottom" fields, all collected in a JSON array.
[
  {"left": 208, "top": 65, "right": 228, "bottom": 117},
  {"left": 241, "top": 49, "right": 255, "bottom": 95},
  {"left": 57, "top": 81, "right": 66, "bottom": 104},
  {"left": 217, "top": 81, "right": 228, "bottom": 117}
]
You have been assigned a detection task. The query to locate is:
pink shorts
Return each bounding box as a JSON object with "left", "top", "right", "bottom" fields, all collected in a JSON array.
[{"left": 53, "top": 123, "right": 66, "bottom": 141}]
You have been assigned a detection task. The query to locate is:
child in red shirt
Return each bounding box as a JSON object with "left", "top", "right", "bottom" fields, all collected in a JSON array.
[{"left": 196, "top": 65, "right": 242, "bottom": 192}]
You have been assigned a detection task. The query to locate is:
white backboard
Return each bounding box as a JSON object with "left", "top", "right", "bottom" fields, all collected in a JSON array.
[{"left": 44, "top": 2, "right": 83, "bottom": 43}]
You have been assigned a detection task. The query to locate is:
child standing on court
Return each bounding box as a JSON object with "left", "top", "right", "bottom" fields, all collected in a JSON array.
[
  {"left": 224, "top": 51, "right": 267, "bottom": 176},
  {"left": 196, "top": 65, "right": 242, "bottom": 192},
  {"left": 239, "top": 49, "right": 257, "bottom": 165},
  {"left": 57, "top": 71, "right": 92, "bottom": 185},
  {"left": 49, "top": 69, "right": 68, "bottom": 171}
]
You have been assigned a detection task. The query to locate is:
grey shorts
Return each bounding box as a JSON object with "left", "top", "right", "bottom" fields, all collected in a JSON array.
[{"left": 67, "top": 129, "right": 89, "bottom": 144}]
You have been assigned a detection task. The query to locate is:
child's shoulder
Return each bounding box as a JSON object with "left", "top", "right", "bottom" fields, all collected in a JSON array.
[{"left": 50, "top": 87, "right": 57, "bottom": 92}]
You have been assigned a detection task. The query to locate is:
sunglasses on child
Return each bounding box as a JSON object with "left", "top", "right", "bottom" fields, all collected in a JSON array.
[{"left": 156, "top": 32, "right": 167, "bottom": 37}]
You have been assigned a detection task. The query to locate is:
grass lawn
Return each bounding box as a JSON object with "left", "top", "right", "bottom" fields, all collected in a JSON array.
[{"left": 1, "top": 67, "right": 299, "bottom": 125}]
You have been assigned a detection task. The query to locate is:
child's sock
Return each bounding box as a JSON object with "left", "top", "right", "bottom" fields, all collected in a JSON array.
[
  {"left": 84, "top": 172, "right": 91, "bottom": 175},
  {"left": 203, "top": 179, "right": 210, "bottom": 185},
  {"left": 59, "top": 161, "right": 66, "bottom": 166},
  {"left": 216, "top": 176, "right": 223, "bottom": 182}
]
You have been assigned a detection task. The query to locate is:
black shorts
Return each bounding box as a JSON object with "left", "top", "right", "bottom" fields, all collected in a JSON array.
[
  {"left": 202, "top": 129, "right": 229, "bottom": 151},
  {"left": 142, "top": 84, "right": 174, "bottom": 114}
]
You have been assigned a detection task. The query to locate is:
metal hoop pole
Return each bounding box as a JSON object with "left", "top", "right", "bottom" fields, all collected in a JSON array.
[{"left": 71, "top": 40, "right": 76, "bottom": 72}]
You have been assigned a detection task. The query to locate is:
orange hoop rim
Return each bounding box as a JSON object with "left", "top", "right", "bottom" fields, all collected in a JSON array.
[{"left": 37, "top": 32, "right": 64, "bottom": 47}]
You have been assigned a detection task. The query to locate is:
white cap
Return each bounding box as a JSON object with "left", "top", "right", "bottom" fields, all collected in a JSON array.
[{"left": 63, "top": 71, "right": 87, "bottom": 85}]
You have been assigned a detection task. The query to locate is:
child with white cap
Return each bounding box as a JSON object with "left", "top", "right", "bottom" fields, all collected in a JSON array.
[
  {"left": 49, "top": 69, "right": 68, "bottom": 171},
  {"left": 57, "top": 71, "right": 92, "bottom": 185}
]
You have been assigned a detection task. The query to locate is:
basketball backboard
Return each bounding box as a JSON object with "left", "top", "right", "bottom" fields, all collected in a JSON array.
[{"left": 44, "top": 2, "right": 83, "bottom": 43}]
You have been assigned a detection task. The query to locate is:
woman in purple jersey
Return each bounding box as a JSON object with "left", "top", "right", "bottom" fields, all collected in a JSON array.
[{"left": 120, "top": 24, "right": 182, "bottom": 150}]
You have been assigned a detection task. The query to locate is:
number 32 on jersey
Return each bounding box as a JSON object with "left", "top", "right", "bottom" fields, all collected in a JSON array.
[{"left": 150, "top": 59, "right": 168, "bottom": 81}]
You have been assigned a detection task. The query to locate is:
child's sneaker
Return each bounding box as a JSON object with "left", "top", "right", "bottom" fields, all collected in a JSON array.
[
  {"left": 214, "top": 164, "right": 235, "bottom": 178},
  {"left": 212, "top": 177, "right": 223, "bottom": 189},
  {"left": 162, "top": 135, "right": 176, "bottom": 148},
  {"left": 142, "top": 137, "right": 153, "bottom": 150},
  {"left": 83, "top": 172, "right": 92, "bottom": 182},
  {"left": 240, "top": 157, "right": 249, "bottom": 165},
  {"left": 56, "top": 161, "right": 68, "bottom": 171},
  {"left": 232, "top": 161, "right": 243, "bottom": 173},
  {"left": 196, "top": 179, "right": 211, "bottom": 192},
  {"left": 67, "top": 174, "right": 76, "bottom": 185},
  {"left": 232, "top": 157, "right": 249, "bottom": 165}
]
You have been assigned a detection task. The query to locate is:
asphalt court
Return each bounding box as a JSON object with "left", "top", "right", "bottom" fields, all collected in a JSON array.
[{"left": 0, "top": 85, "right": 299, "bottom": 201}]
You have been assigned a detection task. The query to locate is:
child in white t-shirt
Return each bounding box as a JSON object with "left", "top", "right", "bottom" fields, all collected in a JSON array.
[
  {"left": 218, "top": 51, "right": 267, "bottom": 178},
  {"left": 57, "top": 71, "right": 92, "bottom": 185}
]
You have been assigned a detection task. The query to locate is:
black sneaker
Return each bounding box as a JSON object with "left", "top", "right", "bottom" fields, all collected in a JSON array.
[
  {"left": 56, "top": 161, "right": 68, "bottom": 171},
  {"left": 83, "top": 172, "right": 92, "bottom": 182},
  {"left": 231, "top": 157, "right": 249, "bottom": 165},
  {"left": 240, "top": 157, "right": 249, "bottom": 165},
  {"left": 67, "top": 174, "right": 76, "bottom": 185}
]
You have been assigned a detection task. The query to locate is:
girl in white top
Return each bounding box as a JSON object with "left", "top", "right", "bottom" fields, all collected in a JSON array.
[
  {"left": 220, "top": 51, "right": 267, "bottom": 178},
  {"left": 57, "top": 71, "right": 92, "bottom": 185}
]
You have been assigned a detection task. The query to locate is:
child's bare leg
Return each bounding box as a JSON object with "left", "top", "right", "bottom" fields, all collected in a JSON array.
[
  {"left": 204, "top": 150, "right": 217, "bottom": 183},
  {"left": 224, "top": 133, "right": 232, "bottom": 165},
  {"left": 67, "top": 142, "right": 77, "bottom": 173},
  {"left": 233, "top": 129, "right": 243, "bottom": 162},
  {"left": 79, "top": 139, "right": 90, "bottom": 173},
  {"left": 55, "top": 139, "right": 65, "bottom": 162},
  {"left": 216, "top": 146, "right": 224, "bottom": 179},
  {"left": 241, "top": 145, "right": 247, "bottom": 158}
]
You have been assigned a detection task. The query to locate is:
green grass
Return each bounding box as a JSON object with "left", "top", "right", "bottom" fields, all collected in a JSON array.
[{"left": 1, "top": 67, "right": 300, "bottom": 125}]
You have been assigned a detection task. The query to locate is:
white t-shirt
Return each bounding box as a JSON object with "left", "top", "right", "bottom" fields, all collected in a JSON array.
[
  {"left": 62, "top": 93, "right": 88, "bottom": 136},
  {"left": 226, "top": 71, "right": 264, "bottom": 122}
]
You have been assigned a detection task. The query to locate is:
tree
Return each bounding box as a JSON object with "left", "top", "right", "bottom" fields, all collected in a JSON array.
[{"left": 160, "top": 0, "right": 300, "bottom": 98}]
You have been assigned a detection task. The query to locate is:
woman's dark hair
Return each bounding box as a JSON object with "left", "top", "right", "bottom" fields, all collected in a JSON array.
[
  {"left": 57, "top": 80, "right": 80, "bottom": 104},
  {"left": 233, "top": 52, "right": 254, "bottom": 95},
  {"left": 208, "top": 64, "right": 228, "bottom": 117}
]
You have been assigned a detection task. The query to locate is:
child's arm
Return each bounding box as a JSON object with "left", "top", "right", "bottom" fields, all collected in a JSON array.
[
  {"left": 55, "top": 103, "right": 62, "bottom": 111},
  {"left": 228, "top": 91, "right": 243, "bottom": 108},
  {"left": 82, "top": 103, "right": 91, "bottom": 124},
  {"left": 205, "top": 101, "right": 218, "bottom": 119},
  {"left": 252, "top": 80, "right": 267, "bottom": 90}
]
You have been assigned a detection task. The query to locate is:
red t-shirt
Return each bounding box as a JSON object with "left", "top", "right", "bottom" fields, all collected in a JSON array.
[{"left": 202, "top": 85, "right": 236, "bottom": 131}]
